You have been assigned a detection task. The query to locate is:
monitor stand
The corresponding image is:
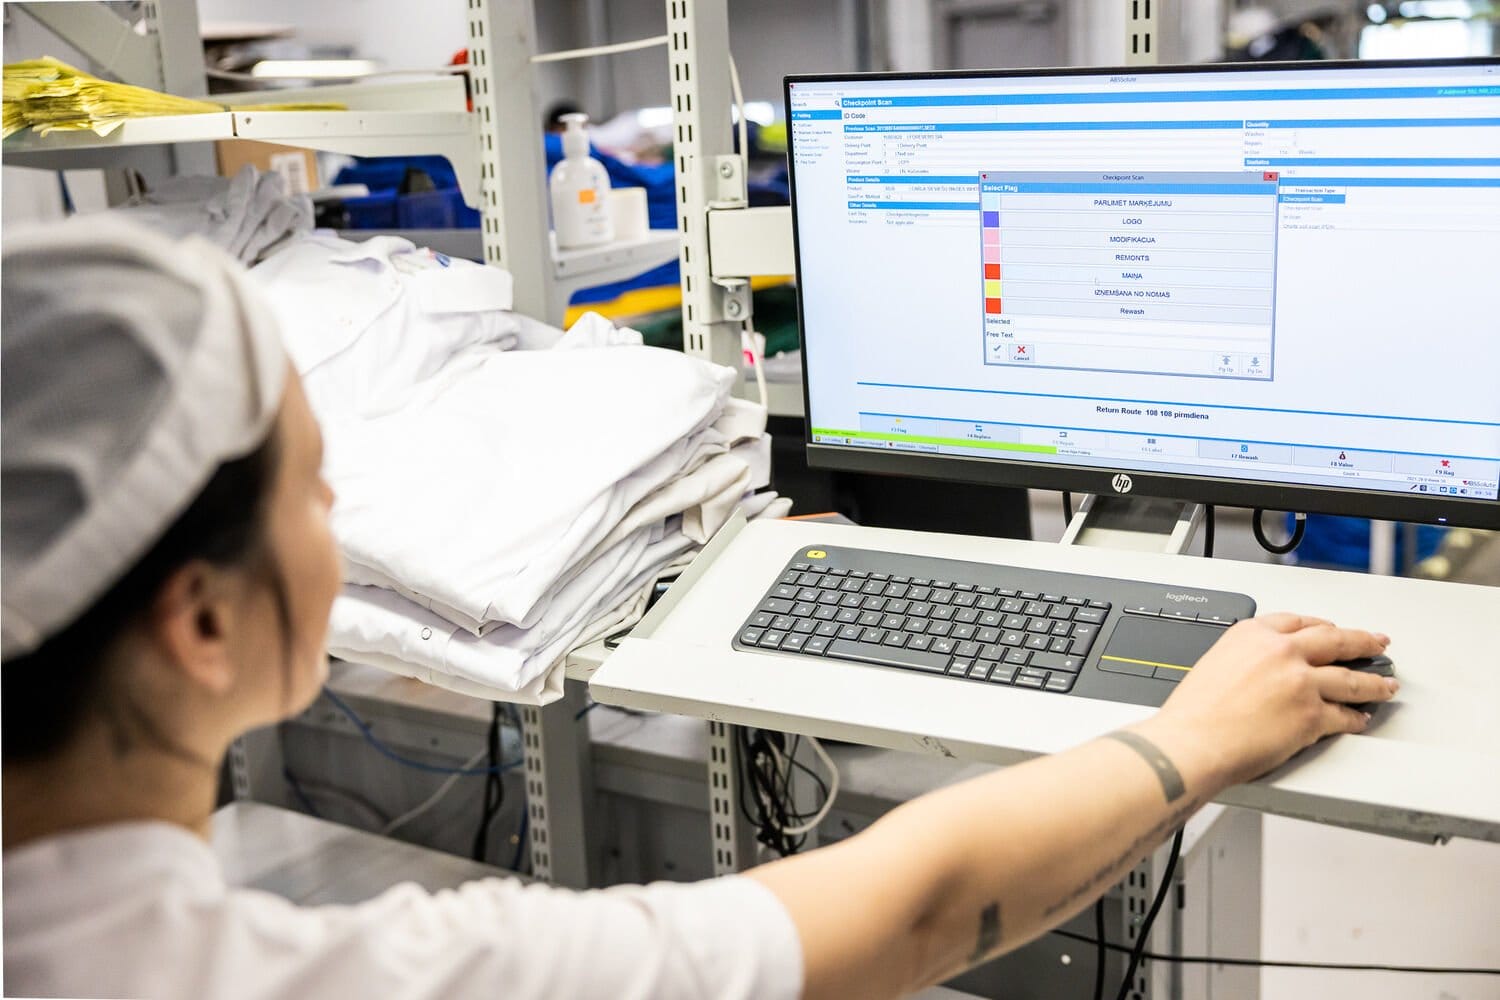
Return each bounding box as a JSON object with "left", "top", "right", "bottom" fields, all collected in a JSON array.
[{"left": 1059, "top": 494, "right": 1205, "bottom": 555}]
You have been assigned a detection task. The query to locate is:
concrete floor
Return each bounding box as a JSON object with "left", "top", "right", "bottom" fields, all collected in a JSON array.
[{"left": 1029, "top": 493, "right": 1500, "bottom": 1000}]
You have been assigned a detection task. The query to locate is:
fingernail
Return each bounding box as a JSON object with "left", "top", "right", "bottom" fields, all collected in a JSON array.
[
  {"left": 1385, "top": 677, "right": 1400, "bottom": 694},
  {"left": 1361, "top": 712, "right": 1372, "bottom": 724},
  {"left": 1377, "top": 634, "right": 1391, "bottom": 646}
]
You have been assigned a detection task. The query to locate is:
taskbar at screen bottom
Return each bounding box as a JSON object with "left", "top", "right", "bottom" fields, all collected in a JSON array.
[{"left": 810, "top": 428, "right": 1500, "bottom": 503}]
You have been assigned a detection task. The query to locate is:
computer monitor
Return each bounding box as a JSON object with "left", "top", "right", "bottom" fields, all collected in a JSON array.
[{"left": 784, "top": 58, "right": 1500, "bottom": 530}]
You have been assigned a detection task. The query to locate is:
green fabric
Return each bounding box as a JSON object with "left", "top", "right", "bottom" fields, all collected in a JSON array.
[{"left": 633, "top": 284, "right": 802, "bottom": 356}]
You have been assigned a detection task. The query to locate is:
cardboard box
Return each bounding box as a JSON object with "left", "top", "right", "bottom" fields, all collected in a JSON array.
[{"left": 215, "top": 139, "right": 318, "bottom": 193}]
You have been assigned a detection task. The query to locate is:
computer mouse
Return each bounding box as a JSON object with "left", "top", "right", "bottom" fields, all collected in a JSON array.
[
  {"left": 1337, "top": 654, "right": 1395, "bottom": 678},
  {"left": 1335, "top": 654, "right": 1396, "bottom": 715}
]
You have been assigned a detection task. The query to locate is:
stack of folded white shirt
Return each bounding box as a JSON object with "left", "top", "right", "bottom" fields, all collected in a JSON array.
[
  {"left": 251, "top": 233, "right": 789, "bottom": 703},
  {"left": 110, "top": 165, "right": 313, "bottom": 265}
]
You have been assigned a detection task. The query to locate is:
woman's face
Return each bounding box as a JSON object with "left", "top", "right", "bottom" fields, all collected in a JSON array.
[{"left": 233, "top": 369, "right": 341, "bottom": 722}]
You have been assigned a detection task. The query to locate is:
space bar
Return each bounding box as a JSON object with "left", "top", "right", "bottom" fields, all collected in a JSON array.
[{"left": 826, "top": 639, "right": 951, "bottom": 674}]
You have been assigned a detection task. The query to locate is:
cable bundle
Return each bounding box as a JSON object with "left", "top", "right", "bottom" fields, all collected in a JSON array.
[{"left": 736, "top": 729, "right": 839, "bottom": 857}]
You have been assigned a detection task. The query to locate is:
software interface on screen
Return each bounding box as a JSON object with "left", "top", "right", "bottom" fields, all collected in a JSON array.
[{"left": 788, "top": 62, "right": 1500, "bottom": 503}]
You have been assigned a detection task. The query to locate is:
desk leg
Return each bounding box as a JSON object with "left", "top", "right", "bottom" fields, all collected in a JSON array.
[{"left": 520, "top": 681, "right": 597, "bottom": 888}]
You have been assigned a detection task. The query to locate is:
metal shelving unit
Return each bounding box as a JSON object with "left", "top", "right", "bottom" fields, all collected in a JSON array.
[
  {"left": 5, "top": 77, "right": 482, "bottom": 201},
  {"left": 3, "top": 0, "right": 690, "bottom": 891}
]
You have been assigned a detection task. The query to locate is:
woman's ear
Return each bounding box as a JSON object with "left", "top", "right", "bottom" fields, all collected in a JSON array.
[{"left": 149, "top": 561, "right": 238, "bottom": 696}]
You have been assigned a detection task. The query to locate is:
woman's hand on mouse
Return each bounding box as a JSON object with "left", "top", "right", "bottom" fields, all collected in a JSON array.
[{"left": 1153, "top": 613, "right": 1398, "bottom": 786}]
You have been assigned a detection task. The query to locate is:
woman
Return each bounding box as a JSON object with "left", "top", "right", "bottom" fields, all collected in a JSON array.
[{"left": 1, "top": 221, "right": 1397, "bottom": 1000}]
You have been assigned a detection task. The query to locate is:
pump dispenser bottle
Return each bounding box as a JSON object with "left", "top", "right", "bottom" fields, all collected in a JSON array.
[{"left": 550, "top": 113, "right": 614, "bottom": 249}]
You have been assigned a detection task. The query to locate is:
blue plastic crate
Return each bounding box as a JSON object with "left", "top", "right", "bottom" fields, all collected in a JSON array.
[
  {"left": 396, "top": 188, "right": 480, "bottom": 229},
  {"left": 342, "top": 189, "right": 399, "bottom": 229}
]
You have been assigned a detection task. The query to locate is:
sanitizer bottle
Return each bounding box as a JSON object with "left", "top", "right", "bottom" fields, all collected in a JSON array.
[{"left": 550, "top": 113, "right": 614, "bottom": 249}]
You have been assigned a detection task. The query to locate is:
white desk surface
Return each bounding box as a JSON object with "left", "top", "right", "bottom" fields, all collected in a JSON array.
[{"left": 589, "top": 518, "right": 1500, "bottom": 844}]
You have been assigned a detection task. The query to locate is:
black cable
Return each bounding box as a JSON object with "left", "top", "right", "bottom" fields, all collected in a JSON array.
[
  {"left": 737, "top": 728, "right": 825, "bottom": 856},
  {"left": 1062, "top": 490, "right": 1075, "bottom": 524},
  {"left": 470, "top": 702, "right": 504, "bottom": 862},
  {"left": 1092, "top": 899, "right": 1107, "bottom": 1000},
  {"left": 283, "top": 767, "right": 322, "bottom": 818},
  {"left": 510, "top": 811, "right": 529, "bottom": 872},
  {"left": 1114, "top": 827, "right": 1184, "bottom": 1000},
  {"left": 56, "top": 172, "right": 75, "bottom": 215},
  {"left": 1053, "top": 929, "right": 1500, "bottom": 977},
  {"left": 1252, "top": 508, "right": 1306, "bottom": 555},
  {"left": 1202, "top": 504, "right": 1215, "bottom": 559}
]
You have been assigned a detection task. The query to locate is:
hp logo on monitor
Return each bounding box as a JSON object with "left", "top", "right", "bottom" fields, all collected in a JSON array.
[{"left": 1111, "top": 473, "right": 1134, "bottom": 494}]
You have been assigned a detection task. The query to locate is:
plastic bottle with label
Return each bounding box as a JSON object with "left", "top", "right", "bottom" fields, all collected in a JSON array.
[{"left": 549, "top": 113, "right": 614, "bottom": 249}]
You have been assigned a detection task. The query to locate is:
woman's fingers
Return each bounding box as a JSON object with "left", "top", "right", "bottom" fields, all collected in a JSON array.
[{"left": 1314, "top": 665, "right": 1398, "bottom": 705}]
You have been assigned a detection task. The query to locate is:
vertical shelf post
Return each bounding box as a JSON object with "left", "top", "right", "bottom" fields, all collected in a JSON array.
[
  {"left": 466, "top": 0, "right": 559, "bottom": 322},
  {"left": 665, "top": 0, "right": 745, "bottom": 370}
]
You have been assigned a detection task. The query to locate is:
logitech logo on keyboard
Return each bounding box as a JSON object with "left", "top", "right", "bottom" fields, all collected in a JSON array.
[{"left": 1164, "top": 592, "right": 1208, "bottom": 603}]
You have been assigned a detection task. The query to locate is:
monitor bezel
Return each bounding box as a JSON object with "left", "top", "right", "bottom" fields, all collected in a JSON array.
[{"left": 784, "top": 57, "right": 1500, "bottom": 531}]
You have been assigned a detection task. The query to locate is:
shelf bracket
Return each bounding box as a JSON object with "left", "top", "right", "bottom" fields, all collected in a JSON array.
[{"left": 16, "top": 3, "right": 159, "bottom": 87}]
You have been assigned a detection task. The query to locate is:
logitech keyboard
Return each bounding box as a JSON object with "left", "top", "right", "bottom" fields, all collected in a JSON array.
[{"left": 732, "top": 545, "right": 1258, "bottom": 708}]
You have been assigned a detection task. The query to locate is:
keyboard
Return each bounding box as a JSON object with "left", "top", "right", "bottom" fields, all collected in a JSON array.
[{"left": 732, "top": 545, "right": 1257, "bottom": 708}]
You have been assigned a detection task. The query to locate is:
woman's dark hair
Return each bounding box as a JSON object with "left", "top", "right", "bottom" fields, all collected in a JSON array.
[{"left": 2, "top": 431, "right": 281, "bottom": 763}]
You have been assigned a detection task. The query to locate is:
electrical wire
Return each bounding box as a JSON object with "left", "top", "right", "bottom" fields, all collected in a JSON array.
[
  {"left": 510, "top": 811, "right": 530, "bottom": 872},
  {"left": 1114, "top": 827, "right": 1184, "bottom": 1000},
  {"left": 1092, "top": 898, "right": 1107, "bottom": 1000},
  {"left": 741, "top": 325, "right": 769, "bottom": 410},
  {"left": 1061, "top": 490, "right": 1075, "bottom": 525},
  {"left": 531, "top": 35, "right": 669, "bottom": 64},
  {"left": 727, "top": 53, "right": 750, "bottom": 161},
  {"left": 204, "top": 65, "right": 465, "bottom": 82},
  {"left": 284, "top": 776, "right": 392, "bottom": 828},
  {"left": 736, "top": 729, "right": 839, "bottom": 857},
  {"left": 738, "top": 730, "right": 809, "bottom": 855},
  {"left": 471, "top": 702, "right": 505, "bottom": 862},
  {"left": 1202, "top": 504, "right": 1216, "bottom": 558},
  {"left": 321, "top": 688, "right": 520, "bottom": 776},
  {"left": 55, "top": 172, "right": 75, "bottom": 215},
  {"left": 1053, "top": 929, "right": 1500, "bottom": 977},
  {"left": 381, "top": 746, "right": 489, "bottom": 836},
  {"left": 283, "top": 767, "right": 321, "bottom": 818},
  {"left": 1252, "top": 509, "right": 1307, "bottom": 555},
  {"left": 773, "top": 735, "right": 840, "bottom": 836}
]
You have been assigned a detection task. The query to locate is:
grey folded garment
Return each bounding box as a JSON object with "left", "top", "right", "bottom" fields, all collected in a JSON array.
[{"left": 108, "top": 164, "right": 313, "bottom": 265}]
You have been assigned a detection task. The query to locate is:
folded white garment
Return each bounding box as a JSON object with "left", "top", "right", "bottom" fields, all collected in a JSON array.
[
  {"left": 329, "top": 495, "right": 788, "bottom": 702},
  {"left": 737, "top": 492, "right": 793, "bottom": 522},
  {"left": 250, "top": 232, "right": 521, "bottom": 420},
  {"left": 328, "top": 342, "right": 737, "bottom": 633},
  {"left": 329, "top": 524, "right": 694, "bottom": 703},
  {"left": 109, "top": 165, "right": 312, "bottom": 265}
]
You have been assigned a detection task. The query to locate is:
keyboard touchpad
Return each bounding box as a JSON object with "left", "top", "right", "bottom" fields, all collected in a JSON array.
[{"left": 1098, "top": 616, "right": 1226, "bottom": 683}]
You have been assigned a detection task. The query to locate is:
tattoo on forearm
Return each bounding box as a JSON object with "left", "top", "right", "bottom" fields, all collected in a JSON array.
[
  {"left": 969, "top": 902, "right": 1002, "bottom": 963},
  {"left": 1040, "top": 797, "right": 1200, "bottom": 919},
  {"left": 1104, "top": 731, "right": 1186, "bottom": 803}
]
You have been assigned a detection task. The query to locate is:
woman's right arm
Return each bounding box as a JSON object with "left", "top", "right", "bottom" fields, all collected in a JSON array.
[{"left": 748, "top": 613, "right": 1396, "bottom": 1000}]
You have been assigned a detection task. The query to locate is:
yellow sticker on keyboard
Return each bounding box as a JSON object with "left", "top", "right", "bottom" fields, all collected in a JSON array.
[{"left": 806, "top": 550, "right": 827, "bottom": 559}]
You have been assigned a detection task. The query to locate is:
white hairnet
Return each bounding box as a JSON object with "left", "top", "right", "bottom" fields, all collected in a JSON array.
[{"left": 2, "top": 218, "right": 287, "bottom": 659}]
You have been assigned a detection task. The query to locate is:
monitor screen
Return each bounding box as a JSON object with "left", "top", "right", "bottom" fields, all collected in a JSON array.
[{"left": 785, "top": 59, "right": 1500, "bottom": 529}]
